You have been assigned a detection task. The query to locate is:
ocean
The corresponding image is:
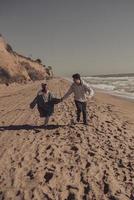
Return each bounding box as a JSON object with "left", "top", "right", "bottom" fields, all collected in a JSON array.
[{"left": 83, "top": 76, "right": 134, "bottom": 101}]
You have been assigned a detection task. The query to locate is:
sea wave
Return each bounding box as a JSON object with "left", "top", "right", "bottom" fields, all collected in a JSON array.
[{"left": 83, "top": 76, "right": 134, "bottom": 101}]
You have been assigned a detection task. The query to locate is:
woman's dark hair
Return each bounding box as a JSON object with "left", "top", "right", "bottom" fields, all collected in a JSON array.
[
  {"left": 41, "top": 83, "right": 47, "bottom": 87},
  {"left": 41, "top": 83, "right": 47, "bottom": 90}
]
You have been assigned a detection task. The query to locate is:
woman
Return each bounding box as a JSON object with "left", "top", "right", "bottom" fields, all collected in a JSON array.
[{"left": 30, "top": 83, "right": 60, "bottom": 126}]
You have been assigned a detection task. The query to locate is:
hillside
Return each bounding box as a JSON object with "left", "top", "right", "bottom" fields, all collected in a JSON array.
[{"left": 0, "top": 34, "right": 51, "bottom": 84}]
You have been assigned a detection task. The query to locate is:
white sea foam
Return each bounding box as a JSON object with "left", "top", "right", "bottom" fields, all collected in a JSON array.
[{"left": 83, "top": 76, "right": 134, "bottom": 101}]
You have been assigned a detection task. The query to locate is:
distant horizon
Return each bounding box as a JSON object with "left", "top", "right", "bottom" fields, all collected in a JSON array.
[
  {"left": 64, "top": 72, "right": 134, "bottom": 77},
  {"left": 84, "top": 72, "right": 134, "bottom": 76}
]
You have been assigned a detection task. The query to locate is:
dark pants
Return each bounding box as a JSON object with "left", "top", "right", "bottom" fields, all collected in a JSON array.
[{"left": 75, "top": 100, "right": 87, "bottom": 123}]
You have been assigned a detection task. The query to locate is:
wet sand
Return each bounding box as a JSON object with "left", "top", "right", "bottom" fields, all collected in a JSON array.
[{"left": 0, "top": 78, "right": 134, "bottom": 200}]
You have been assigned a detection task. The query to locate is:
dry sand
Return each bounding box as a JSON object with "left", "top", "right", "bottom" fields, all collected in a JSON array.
[{"left": 0, "top": 78, "right": 134, "bottom": 200}]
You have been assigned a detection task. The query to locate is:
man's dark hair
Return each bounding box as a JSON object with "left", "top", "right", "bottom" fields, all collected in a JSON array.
[{"left": 72, "top": 73, "right": 81, "bottom": 80}]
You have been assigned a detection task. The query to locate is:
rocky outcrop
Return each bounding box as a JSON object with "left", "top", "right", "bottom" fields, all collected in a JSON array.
[{"left": 0, "top": 35, "right": 51, "bottom": 84}]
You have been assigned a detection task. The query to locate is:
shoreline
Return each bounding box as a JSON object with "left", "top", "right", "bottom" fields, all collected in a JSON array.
[{"left": 94, "top": 88, "right": 134, "bottom": 102}]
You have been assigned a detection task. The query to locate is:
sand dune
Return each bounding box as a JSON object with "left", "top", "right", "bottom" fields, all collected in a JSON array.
[
  {"left": 0, "top": 35, "right": 50, "bottom": 84},
  {"left": 0, "top": 78, "right": 134, "bottom": 200}
]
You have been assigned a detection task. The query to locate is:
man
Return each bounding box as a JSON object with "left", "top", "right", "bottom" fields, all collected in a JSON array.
[{"left": 61, "top": 73, "right": 94, "bottom": 125}]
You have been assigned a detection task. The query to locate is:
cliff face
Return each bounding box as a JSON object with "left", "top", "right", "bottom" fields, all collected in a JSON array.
[{"left": 0, "top": 35, "right": 49, "bottom": 84}]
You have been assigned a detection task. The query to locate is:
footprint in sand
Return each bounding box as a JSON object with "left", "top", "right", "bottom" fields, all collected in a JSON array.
[
  {"left": 44, "top": 172, "right": 53, "bottom": 183},
  {"left": 103, "top": 181, "right": 109, "bottom": 194},
  {"left": 43, "top": 193, "right": 52, "bottom": 200},
  {"left": 0, "top": 191, "right": 4, "bottom": 200},
  {"left": 34, "top": 129, "right": 40, "bottom": 133},
  {"left": 85, "top": 161, "right": 91, "bottom": 169},
  {"left": 80, "top": 172, "right": 91, "bottom": 198},
  {"left": 67, "top": 192, "right": 76, "bottom": 200},
  {"left": 109, "top": 195, "right": 118, "bottom": 200},
  {"left": 71, "top": 146, "right": 79, "bottom": 152},
  {"left": 27, "top": 170, "right": 34, "bottom": 180}
]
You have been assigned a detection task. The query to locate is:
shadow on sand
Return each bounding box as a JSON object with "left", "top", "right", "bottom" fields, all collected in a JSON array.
[{"left": 0, "top": 124, "right": 66, "bottom": 131}]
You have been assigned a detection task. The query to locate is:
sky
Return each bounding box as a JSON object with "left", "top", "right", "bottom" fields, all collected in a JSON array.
[{"left": 0, "top": 0, "right": 134, "bottom": 76}]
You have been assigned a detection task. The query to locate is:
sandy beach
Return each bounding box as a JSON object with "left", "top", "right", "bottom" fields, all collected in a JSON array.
[{"left": 0, "top": 78, "right": 134, "bottom": 200}]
